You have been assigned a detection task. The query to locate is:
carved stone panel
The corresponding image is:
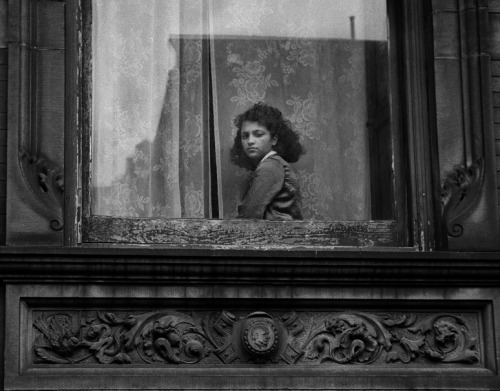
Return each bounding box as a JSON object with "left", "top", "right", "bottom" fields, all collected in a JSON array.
[
  {"left": 5, "top": 281, "right": 498, "bottom": 391},
  {"left": 32, "top": 309, "right": 481, "bottom": 367}
]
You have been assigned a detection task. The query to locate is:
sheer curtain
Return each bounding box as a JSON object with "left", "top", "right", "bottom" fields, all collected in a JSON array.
[
  {"left": 91, "top": 0, "right": 388, "bottom": 221},
  {"left": 211, "top": 0, "right": 387, "bottom": 220},
  {"left": 92, "top": 0, "right": 207, "bottom": 218}
]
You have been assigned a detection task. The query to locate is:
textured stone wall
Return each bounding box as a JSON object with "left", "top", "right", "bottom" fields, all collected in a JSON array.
[
  {"left": 490, "top": 1, "right": 500, "bottom": 223},
  {"left": 0, "top": 0, "right": 7, "bottom": 244}
]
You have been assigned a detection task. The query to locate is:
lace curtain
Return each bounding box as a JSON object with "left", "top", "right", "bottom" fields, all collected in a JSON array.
[
  {"left": 92, "top": 0, "right": 208, "bottom": 218},
  {"left": 91, "top": 0, "right": 389, "bottom": 221}
]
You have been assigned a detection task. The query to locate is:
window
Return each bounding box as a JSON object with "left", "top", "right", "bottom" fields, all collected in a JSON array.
[{"left": 83, "top": 0, "right": 409, "bottom": 247}]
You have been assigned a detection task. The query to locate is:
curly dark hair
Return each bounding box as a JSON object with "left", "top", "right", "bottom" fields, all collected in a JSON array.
[{"left": 230, "top": 102, "right": 305, "bottom": 170}]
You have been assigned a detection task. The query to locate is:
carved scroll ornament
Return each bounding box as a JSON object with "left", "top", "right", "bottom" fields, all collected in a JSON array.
[
  {"left": 441, "top": 158, "right": 484, "bottom": 238},
  {"left": 33, "top": 310, "right": 480, "bottom": 366},
  {"left": 19, "top": 150, "right": 64, "bottom": 230}
]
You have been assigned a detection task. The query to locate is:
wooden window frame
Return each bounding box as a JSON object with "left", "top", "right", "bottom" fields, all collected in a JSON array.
[
  {"left": 6, "top": 1, "right": 500, "bottom": 250},
  {"left": 72, "top": 0, "right": 440, "bottom": 250},
  {"left": 5, "top": 0, "right": 440, "bottom": 250}
]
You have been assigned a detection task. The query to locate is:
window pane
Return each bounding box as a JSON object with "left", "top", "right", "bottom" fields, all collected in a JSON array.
[
  {"left": 91, "top": 0, "right": 209, "bottom": 218},
  {"left": 91, "top": 0, "right": 392, "bottom": 221}
]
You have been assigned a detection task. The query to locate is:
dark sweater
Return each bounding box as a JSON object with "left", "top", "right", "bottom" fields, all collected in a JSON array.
[{"left": 237, "top": 154, "right": 303, "bottom": 220}]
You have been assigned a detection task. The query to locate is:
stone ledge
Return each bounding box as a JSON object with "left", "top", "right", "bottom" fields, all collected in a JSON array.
[{"left": 0, "top": 247, "right": 498, "bottom": 285}]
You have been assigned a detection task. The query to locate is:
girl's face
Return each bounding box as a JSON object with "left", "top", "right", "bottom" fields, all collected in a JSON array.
[{"left": 240, "top": 121, "right": 277, "bottom": 163}]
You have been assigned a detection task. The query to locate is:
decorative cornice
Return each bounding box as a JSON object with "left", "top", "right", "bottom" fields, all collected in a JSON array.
[{"left": 441, "top": 158, "right": 484, "bottom": 238}]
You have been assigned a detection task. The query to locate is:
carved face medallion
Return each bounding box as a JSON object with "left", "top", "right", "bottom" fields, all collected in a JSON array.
[{"left": 242, "top": 317, "right": 279, "bottom": 356}]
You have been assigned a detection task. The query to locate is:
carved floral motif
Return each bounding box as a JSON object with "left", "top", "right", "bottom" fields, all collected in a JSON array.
[{"left": 33, "top": 310, "right": 480, "bottom": 366}]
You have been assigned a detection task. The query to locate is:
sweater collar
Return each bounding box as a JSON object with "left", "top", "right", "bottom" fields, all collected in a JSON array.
[{"left": 259, "top": 150, "right": 277, "bottom": 164}]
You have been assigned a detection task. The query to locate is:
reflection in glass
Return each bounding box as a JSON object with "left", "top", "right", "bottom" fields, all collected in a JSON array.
[{"left": 91, "top": 0, "right": 391, "bottom": 220}]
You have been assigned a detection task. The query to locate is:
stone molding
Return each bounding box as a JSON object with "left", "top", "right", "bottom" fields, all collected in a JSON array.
[{"left": 1, "top": 248, "right": 500, "bottom": 285}]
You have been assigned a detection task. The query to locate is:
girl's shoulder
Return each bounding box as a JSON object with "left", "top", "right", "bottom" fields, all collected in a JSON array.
[
  {"left": 267, "top": 154, "right": 290, "bottom": 167},
  {"left": 256, "top": 154, "right": 286, "bottom": 173}
]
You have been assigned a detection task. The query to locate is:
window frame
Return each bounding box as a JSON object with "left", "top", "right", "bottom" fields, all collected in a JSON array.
[{"left": 75, "top": 0, "right": 438, "bottom": 250}]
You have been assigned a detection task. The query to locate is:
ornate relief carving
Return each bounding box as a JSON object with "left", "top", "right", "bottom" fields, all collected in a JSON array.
[
  {"left": 19, "top": 150, "right": 64, "bottom": 230},
  {"left": 242, "top": 312, "right": 279, "bottom": 357},
  {"left": 441, "top": 158, "right": 484, "bottom": 238},
  {"left": 32, "top": 310, "right": 480, "bottom": 367}
]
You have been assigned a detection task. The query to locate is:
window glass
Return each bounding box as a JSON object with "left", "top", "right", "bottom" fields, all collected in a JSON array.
[{"left": 91, "top": 0, "right": 391, "bottom": 221}]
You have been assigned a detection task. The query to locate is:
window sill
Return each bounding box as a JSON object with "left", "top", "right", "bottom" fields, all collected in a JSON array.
[{"left": 1, "top": 244, "right": 500, "bottom": 259}]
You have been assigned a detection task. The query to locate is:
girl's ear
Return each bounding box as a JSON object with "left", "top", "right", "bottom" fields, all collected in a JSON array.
[{"left": 272, "top": 136, "right": 278, "bottom": 146}]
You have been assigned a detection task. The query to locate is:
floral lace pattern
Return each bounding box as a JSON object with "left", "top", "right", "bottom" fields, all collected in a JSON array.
[
  {"left": 229, "top": 59, "right": 279, "bottom": 107},
  {"left": 93, "top": 0, "right": 389, "bottom": 221},
  {"left": 92, "top": 0, "right": 206, "bottom": 218},
  {"left": 286, "top": 93, "right": 320, "bottom": 141},
  {"left": 212, "top": 1, "right": 389, "bottom": 220},
  {"left": 222, "top": 0, "right": 274, "bottom": 35}
]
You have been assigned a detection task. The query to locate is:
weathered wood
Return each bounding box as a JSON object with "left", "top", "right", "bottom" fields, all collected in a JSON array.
[
  {"left": 64, "top": 0, "right": 81, "bottom": 246},
  {"left": 402, "top": 0, "right": 441, "bottom": 250},
  {"left": 386, "top": 1, "right": 408, "bottom": 246},
  {"left": 81, "top": 0, "right": 92, "bottom": 234},
  {"left": 84, "top": 216, "right": 399, "bottom": 248}
]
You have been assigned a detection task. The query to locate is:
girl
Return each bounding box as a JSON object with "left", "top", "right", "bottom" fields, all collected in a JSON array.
[{"left": 230, "top": 102, "right": 305, "bottom": 220}]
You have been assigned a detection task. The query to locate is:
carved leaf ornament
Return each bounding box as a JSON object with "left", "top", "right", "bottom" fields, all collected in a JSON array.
[
  {"left": 33, "top": 310, "right": 480, "bottom": 366},
  {"left": 441, "top": 158, "right": 484, "bottom": 238},
  {"left": 19, "top": 150, "right": 64, "bottom": 230}
]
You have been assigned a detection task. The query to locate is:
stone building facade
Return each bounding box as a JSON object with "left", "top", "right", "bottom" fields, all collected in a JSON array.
[{"left": 1, "top": 1, "right": 500, "bottom": 390}]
